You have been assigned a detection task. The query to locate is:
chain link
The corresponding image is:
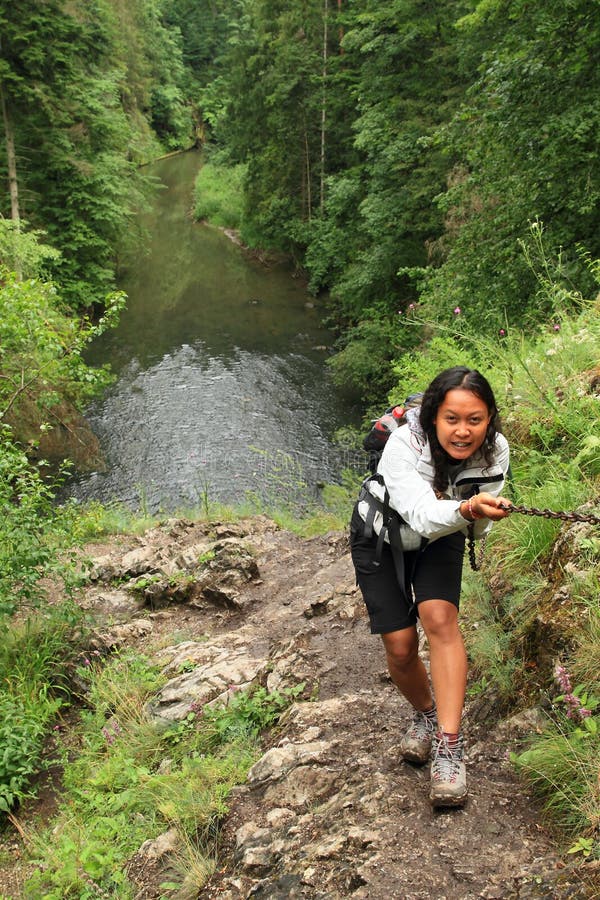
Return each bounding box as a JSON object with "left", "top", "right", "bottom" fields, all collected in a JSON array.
[
  {"left": 498, "top": 503, "right": 600, "bottom": 525},
  {"left": 467, "top": 503, "right": 599, "bottom": 572}
]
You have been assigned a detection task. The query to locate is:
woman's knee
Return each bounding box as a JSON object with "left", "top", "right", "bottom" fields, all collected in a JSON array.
[
  {"left": 418, "top": 600, "right": 460, "bottom": 640},
  {"left": 382, "top": 629, "right": 419, "bottom": 669}
]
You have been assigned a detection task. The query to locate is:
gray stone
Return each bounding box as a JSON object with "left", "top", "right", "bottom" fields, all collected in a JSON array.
[
  {"left": 136, "top": 827, "right": 179, "bottom": 860},
  {"left": 247, "top": 741, "right": 330, "bottom": 784}
]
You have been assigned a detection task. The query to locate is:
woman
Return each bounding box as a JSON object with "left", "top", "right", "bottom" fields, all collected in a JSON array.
[{"left": 350, "top": 366, "right": 511, "bottom": 808}]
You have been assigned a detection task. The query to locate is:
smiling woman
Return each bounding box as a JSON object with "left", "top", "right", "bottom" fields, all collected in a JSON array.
[
  {"left": 433, "top": 389, "right": 491, "bottom": 460},
  {"left": 350, "top": 366, "right": 512, "bottom": 809}
]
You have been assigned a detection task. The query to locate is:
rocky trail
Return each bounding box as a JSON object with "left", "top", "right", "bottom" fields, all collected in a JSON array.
[{"left": 1, "top": 516, "right": 596, "bottom": 899}]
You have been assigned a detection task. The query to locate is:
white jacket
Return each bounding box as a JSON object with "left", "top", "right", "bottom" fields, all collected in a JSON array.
[{"left": 358, "top": 410, "right": 510, "bottom": 549}]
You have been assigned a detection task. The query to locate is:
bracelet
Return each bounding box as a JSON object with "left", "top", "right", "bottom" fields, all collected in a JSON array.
[{"left": 468, "top": 496, "right": 484, "bottom": 520}]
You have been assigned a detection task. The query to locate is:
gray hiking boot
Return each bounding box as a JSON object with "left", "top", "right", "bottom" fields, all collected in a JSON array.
[
  {"left": 430, "top": 732, "right": 467, "bottom": 808},
  {"left": 400, "top": 707, "right": 437, "bottom": 764}
]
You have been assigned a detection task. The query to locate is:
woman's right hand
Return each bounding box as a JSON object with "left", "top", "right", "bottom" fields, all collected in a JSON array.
[{"left": 470, "top": 492, "right": 513, "bottom": 521}]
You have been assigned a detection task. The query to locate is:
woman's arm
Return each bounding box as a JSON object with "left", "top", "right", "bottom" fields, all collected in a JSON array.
[
  {"left": 379, "top": 429, "right": 511, "bottom": 539},
  {"left": 379, "top": 431, "right": 469, "bottom": 539}
]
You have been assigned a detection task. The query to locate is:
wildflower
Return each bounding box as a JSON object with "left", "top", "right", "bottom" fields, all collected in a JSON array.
[
  {"left": 102, "top": 726, "right": 115, "bottom": 745},
  {"left": 83, "top": 658, "right": 91, "bottom": 667},
  {"left": 498, "top": 328, "right": 506, "bottom": 337},
  {"left": 554, "top": 664, "right": 572, "bottom": 694},
  {"left": 553, "top": 323, "right": 560, "bottom": 332},
  {"left": 453, "top": 306, "right": 461, "bottom": 315},
  {"left": 408, "top": 303, "right": 416, "bottom": 311}
]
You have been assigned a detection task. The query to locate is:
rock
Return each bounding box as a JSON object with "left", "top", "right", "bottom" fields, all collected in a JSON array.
[
  {"left": 80, "top": 587, "right": 143, "bottom": 616},
  {"left": 173, "top": 539, "right": 217, "bottom": 571},
  {"left": 263, "top": 764, "right": 337, "bottom": 807},
  {"left": 146, "top": 644, "right": 267, "bottom": 727},
  {"left": 265, "top": 808, "right": 296, "bottom": 828},
  {"left": 247, "top": 741, "right": 330, "bottom": 784},
  {"left": 136, "top": 827, "right": 179, "bottom": 860},
  {"left": 90, "top": 618, "right": 154, "bottom": 650},
  {"left": 120, "top": 546, "right": 161, "bottom": 577},
  {"left": 497, "top": 706, "right": 548, "bottom": 739},
  {"left": 88, "top": 554, "right": 118, "bottom": 582}
]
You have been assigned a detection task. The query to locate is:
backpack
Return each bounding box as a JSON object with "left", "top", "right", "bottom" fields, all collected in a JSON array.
[{"left": 362, "top": 392, "right": 423, "bottom": 474}]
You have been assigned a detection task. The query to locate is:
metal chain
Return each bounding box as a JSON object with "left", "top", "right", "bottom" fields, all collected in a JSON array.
[
  {"left": 467, "top": 503, "right": 600, "bottom": 572},
  {"left": 498, "top": 503, "right": 600, "bottom": 525},
  {"left": 467, "top": 525, "right": 486, "bottom": 572}
]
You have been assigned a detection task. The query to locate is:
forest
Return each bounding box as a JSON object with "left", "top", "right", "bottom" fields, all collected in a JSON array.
[{"left": 1, "top": 0, "right": 599, "bottom": 893}]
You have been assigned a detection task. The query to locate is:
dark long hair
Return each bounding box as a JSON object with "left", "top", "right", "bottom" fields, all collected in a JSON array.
[{"left": 419, "top": 366, "right": 501, "bottom": 493}]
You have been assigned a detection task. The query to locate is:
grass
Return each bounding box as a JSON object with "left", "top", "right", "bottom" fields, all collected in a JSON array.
[
  {"left": 0, "top": 605, "right": 85, "bottom": 813},
  {"left": 512, "top": 717, "right": 600, "bottom": 852},
  {"left": 23, "top": 653, "right": 303, "bottom": 897}
]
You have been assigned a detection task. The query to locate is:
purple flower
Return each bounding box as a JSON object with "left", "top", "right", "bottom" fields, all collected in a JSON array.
[
  {"left": 453, "top": 306, "right": 461, "bottom": 315},
  {"left": 553, "top": 323, "right": 560, "bottom": 332},
  {"left": 554, "top": 664, "right": 572, "bottom": 694},
  {"left": 499, "top": 328, "right": 506, "bottom": 337},
  {"left": 408, "top": 303, "right": 416, "bottom": 311}
]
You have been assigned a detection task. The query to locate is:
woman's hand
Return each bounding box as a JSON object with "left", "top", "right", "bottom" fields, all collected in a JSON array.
[{"left": 469, "top": 492, "right": 513, "bottom": 521}]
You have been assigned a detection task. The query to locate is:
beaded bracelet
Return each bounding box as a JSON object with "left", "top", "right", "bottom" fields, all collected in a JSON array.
[{"left": 468, "top": 496, "right": 484, "bottom": 520}]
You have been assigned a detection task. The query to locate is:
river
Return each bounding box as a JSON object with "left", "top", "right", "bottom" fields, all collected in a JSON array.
[{"left": 65, "top": 152, "right": 361, "bottom": 514}]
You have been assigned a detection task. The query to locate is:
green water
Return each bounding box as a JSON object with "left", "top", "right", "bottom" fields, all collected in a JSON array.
[{"left": 69, "top": 152, "right": 360, "bottom": 513}]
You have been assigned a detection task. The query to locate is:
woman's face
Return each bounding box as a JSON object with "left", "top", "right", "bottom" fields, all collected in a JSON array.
[{"left": 433, "top": 388, "right": 492, "bottom": 460}]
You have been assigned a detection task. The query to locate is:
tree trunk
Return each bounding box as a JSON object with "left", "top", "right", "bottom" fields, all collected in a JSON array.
[
  {"left": 320, "top": 0, "right": 328, "bottom": 213},
  {"left": 304, "top": 123, "right": 312, "bottom": 222},
  {"left": 0, "top": 82, "right": 20, "bottom": 225}
]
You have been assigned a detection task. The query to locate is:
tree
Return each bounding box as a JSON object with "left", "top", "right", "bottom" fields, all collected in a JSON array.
[{"left": 420, "top": 0, "right": 600, "bottom": 327}]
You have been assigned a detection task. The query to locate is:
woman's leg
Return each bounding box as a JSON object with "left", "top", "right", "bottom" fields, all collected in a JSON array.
[
  {"left": 417, "top": 599, "right": 467, "bottom": 734},
  {"left": 381, "top": 626, "right": 434, "bottom": 712}
]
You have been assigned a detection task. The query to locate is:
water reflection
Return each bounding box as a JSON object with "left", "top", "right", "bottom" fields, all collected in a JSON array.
[
  {"left": 67, "top": 152, "right": 361, "bottom": 513},
  {"left": 69, "top": 345, "right": 357, "bottom": 513}
]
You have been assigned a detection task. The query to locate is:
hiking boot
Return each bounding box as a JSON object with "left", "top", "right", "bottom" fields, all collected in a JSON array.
[
  {"left": 400, "top": 707, "right": 437, "bottom": 764},
  {"left": 430, "top": 732, "right": 467, "bottom": 808}
]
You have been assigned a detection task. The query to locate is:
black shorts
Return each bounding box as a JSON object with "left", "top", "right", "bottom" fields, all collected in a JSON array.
[{"left": 350, "top": 505, "right": 465, "bottom": 634}]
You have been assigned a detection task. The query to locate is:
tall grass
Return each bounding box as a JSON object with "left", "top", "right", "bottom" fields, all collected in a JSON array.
[{"left": 0, "top": 605, "right": 84, "bottom": 811}]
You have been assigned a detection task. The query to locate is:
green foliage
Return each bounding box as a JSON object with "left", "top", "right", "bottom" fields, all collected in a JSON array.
[
  {"left": 0, "top": 268, "right": 125, "bottom": 426},
  {"left": 0, "top": 0, "right": 191, "bottom": 306},
  {"left": 0, "top": 220, "right": 60, "bottom": 279},
  {"left": 512, "top": 715, "right": 600, "bottom": 852},
  {"left": 194, "top": 160, "right": 247, "bottom": 230},
  {"left": 327, "top": 313, "right": 416, "bottom": 404},
  {"left": 26, "top": 654, "right": 303, "bottom": 897},
  {"left": 0, "top": 606, "right": 84, "bottom": 811},
  {"left": 0, "top": 692, "right": 61, "bottom": 813},
  {"left": 200, "top": 682, "right": 305, "bottom": 745},
  {"left": 418, "top": 0, "right": 600, "bottom": 326},
  {"left": 0, "top": 430, "right": 92, "bottom": 616}
]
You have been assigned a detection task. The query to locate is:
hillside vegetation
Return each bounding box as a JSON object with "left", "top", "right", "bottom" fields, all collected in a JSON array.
[{"left": 1, "top": 0, "right": 599, "bottom": 888}]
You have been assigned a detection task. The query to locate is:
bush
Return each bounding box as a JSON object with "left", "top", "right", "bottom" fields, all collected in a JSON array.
[{"left": 194, "top": 161, "right": 247, "bottom": 230}]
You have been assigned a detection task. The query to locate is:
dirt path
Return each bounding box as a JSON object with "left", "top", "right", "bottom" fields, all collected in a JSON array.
[{"left": 1, "top": 517, "right": 596, "bottom": 899}]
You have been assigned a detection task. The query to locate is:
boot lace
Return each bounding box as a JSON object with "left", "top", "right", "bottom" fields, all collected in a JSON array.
[{"left": 431, "top": 733, "right": 464, "bottom": 784}]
